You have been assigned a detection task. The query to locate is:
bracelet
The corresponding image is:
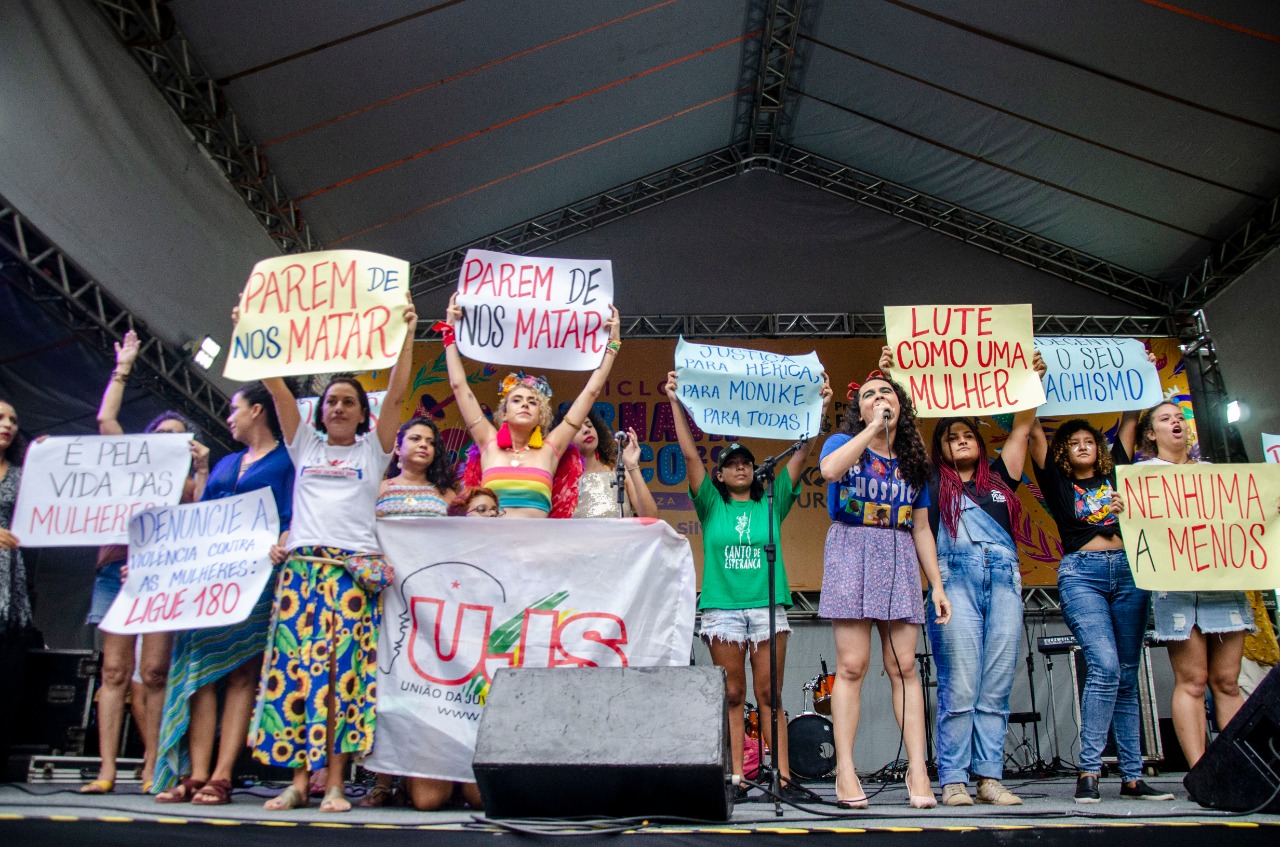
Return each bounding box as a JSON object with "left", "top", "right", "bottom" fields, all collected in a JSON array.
[
  {"left": 624, "top": 465, "right": 639, "bottom": 472},
  {"left": 606, "top": 340, "right": 621, "bottom": 353},
  {"left": 563, "top": 417, "right": 583, "bottom": 431},
  {"left": 432, "top": 320, "right": 456, "bottom": 348},
  {"left": 464, "top": 416, "right": 483, "bottom": 430}
]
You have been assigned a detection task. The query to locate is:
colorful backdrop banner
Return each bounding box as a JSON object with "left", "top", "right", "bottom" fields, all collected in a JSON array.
[
  {"left": 674, "top": 338, "right": 825, "bottom": 440},
  {"left": 454, "top": 248, "right": 614, "bottom": 371},
  {"left": 1118, "top": 463, "right": 1280, "bottom": 591},
  {"left": 885, "top": 304, "right": 1045, "bottom": 416},
  {"left": 12, "top": 434, "right": 193, "bottom": 547},
  {"left": 225, "top": 249, "right": 410, "bottom": 380},
  {"left": 1035, "top": 336, "right": 1163, "bottom": 416},
  {"left": 99, "top": 488, "right": 280, "bottom": 634},
  {"left": 364, "top": 517, "right": 696, "bottom": 782}
]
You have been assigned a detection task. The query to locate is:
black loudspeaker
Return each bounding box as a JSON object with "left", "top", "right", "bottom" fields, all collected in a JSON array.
[
  {"left": 1184, "top": 665, "right": 1280, "bottom": 812},
  {"left": 473, "top": 666, "right": 730, "bottom": 820}
]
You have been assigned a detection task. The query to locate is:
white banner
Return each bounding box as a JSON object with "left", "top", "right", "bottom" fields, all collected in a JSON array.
[
  {"left": 12, "top": 434, "right": 193, "bottom": 547},
  {"left": 365, "top": 517, "right": 696, "bottom": 782},
  {"left": 454, "top": 248, "right": 614, "bottom": 371},
  {"left": 99, "top": 489, "right": 280, "bottom": 634},
  {"left": 1036, "top": 337, "right": 1163, "bottom": 416},
  {"left": 674, "top": 338, "right": 825, "bottom": 440},
  {"left": 1264, "top": 433, "right": 1280, "bottom": 464}
]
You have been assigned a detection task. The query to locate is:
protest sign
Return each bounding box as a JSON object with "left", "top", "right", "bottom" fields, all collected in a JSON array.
[
  {"left": 884, "top": 304, "right": 1044, "bottom": 416},
  {"left": 363, "top": 517, "right": 695, "bottom": 782},
  {"left": 673, "top": 338, "right": 824, "bottom": 440},
  {"left": 1035, "top": 337, "right": 1162, "bottom": 416},
  {"left": 1117, "top": 463, "right": 1280, "bottom": 591},
  {"left": 12, "top": 434, "right": 192, "bottom": 547},
  {"left": 1264, "top": 433, "right": 1280, "bottom": 464},
  {"left": 454, "top": 248, "right": 614, "bottom": 371},
  {"left": 297, "top": 390, "right": 386, "bottom": 435},
  {"left": 98, "top": 488, "right": 280, "bottom": 634},
  {"left": 225, "top": 250, "right": 410, "bottom": 380}
]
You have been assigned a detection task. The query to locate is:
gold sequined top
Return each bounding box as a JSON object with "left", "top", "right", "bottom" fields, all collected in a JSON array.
[
  {"left": 1244, "top": 590, "right": 1279, "bottom": 667},
  {"left": 573, "top": 471, "right": 633, "bottom": 519}
]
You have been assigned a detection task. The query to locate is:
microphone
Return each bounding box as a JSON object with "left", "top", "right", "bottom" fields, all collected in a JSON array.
[
  {"left": 881, "top": 407, "right": 892, "bottom": 422},
  {"left": 613, "top": 431, "right": 627, "bottom": 443}
]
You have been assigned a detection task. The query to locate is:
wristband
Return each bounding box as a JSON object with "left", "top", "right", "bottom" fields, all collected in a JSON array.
[
  {"left": 432, "top": 321, "right": 456, "bottom": 348},
  {"left": 606, "top": 340, "right": 622, "bottom": 353}
]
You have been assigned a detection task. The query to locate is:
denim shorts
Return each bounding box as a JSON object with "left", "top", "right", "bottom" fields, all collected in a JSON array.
[
  {"left": 699, "top": 606, "right": 791, "bottom": 645},
  {"left": 86, "top": 559, "right": 125, "bottom": 625},
  {"left": 1152, "top": 591, "right": 1253, "bottom": 641}
]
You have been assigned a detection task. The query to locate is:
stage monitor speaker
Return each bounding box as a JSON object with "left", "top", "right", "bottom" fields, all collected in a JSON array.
[
  {"left": 1185, "top": 665, "right": 1280, "bottom": 813},
  {"left": 473, "top": 666, "right": 730, "bottom": 820}
]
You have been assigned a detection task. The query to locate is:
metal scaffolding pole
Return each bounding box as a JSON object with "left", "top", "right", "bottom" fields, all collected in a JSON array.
[
  {"left": 1174, "top": 194, "right": 1280, "bottom": 311},
  {"left": 1176, "top": 311, "right": 1250, "bottom": 463}
]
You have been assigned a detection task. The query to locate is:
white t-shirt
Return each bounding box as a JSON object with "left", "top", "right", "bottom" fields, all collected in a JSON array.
[{"left": 286, "top": 424, "right": 393, "bottom": 553}]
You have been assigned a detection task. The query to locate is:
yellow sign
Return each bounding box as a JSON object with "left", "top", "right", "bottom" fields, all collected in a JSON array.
[
  {"left": 225, "top": 249, "right": 409, "bottom": 380},
  {"left": 1118, "top": 463, "right": 1280, "bottom": 591},
  {"left": 884, "top": 304, "right": 1045, "bottom": 417}
]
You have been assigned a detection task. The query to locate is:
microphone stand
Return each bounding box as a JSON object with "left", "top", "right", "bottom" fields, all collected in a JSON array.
[
  {"left": 754, "top": 437, "right": 807, "bottom": 817},
  {"left": 612, "top": 433, "right": 627, "bottom": 518}
]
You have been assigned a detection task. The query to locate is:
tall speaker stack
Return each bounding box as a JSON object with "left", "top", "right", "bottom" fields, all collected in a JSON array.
[
  {"left": 473, "top": 666, "right": 731, "bottom": 820},
  {"left": 1184, "top": 666, "right": 1280, "bottom": 813}
]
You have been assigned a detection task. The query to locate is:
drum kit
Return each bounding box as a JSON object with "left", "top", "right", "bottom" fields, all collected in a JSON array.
[{"left": 739, "top": 659, "right": 838, "bottom": 781}]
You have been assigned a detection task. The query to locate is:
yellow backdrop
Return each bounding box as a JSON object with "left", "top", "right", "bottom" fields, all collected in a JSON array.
[{"left": 365, "top": 336, "right": 1192, "bottom": 591}]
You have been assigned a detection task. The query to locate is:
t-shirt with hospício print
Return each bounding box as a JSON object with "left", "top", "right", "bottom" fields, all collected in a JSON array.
[
  {"left": 692, "top": 466, "right": 798, "bottom": 611},
  {"left": 1033, "top": 439, "right": 1131, "bottom": 556},
  {"left": 821, "top": 434, "right": 929, "bottom": 529}
]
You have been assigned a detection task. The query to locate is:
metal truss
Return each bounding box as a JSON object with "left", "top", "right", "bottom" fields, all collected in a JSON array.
[
  {"left": 408, "top": 147, "right": 747, "bottom": 295},
  {"left": 769, "top": 146, "right": 1170, "bottom": 311},
  {"left": 92, "top": 0, "right": 313, "bottom": 254},
  {"left": 0, "top": 196, "right": 235, "bottom": 452},
  {"left": 611, "top": 313, "right": 1169, "bottom": 340},
  {"left": 1174, "top": 194, "right": 1280, "bottom": 310},
  {"left": 741, "top": 0, "right": 807, "bottom": 157},
  {"left": 1177, "top": 310, "right": 1250, "bottom": 463}
]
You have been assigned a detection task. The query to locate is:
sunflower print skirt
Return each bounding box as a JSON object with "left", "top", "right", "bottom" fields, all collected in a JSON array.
[{"left": 249, "top": 546, "right": 380, "bottom": 770}]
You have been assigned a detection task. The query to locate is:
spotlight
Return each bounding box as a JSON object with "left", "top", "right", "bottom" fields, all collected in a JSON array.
[
  {"left": 192, "top": 336, "right": 221, "bottom": 370},
  {"left": 1226, "top": 400, "right": 1242, "bottom": 424}
]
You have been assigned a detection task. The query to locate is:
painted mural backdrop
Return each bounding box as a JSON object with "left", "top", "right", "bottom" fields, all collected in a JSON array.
[{"left": 364, "top": 337, "right": 1192, "bottom": 590}]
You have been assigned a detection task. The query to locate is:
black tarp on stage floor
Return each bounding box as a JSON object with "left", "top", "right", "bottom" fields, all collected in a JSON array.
[{"left": 1, "top": 777, "right": 1276, "bottom": 846}]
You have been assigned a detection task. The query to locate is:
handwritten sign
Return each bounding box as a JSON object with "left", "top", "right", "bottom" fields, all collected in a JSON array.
[
  {"left": 673, "top": 338, "right": 824, "bottom": 440},
  {"left": 884, "top": 304, "right": 1044, "bottom": 417},
  {"left": 297, "top": 390, "right": 386, "bottom": 436},
  {"left": 1118, "top": 464, "right": 1280, "bottom": 591},
  {"left": 1264, "top": 433, "right": 1280, "bottom": 464},
  {"left": 1035, "top": 337, "right": 1162, "bottom": 415},
  {"left": 12, "top": 434, "right": 193, "bottom": 547},
  {"left": 455, "top": 248, "right": 613, "bottom": 371},
  {"left": 225, "top": 250, "right": 410, "bottom": 380},
  {"left": 99, "top": 489, "right": 280, "bottom": 634}
]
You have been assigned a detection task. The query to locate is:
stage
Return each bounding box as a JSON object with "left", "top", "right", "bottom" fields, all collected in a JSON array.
[{"left": 1, "top": 776, "right": 1276, "bottom": 846}]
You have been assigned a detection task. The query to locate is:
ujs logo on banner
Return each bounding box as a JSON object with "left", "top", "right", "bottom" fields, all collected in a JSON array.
[
  {"left": 454, "top": 248, "right": 614, "bottom": 371},
  {"left": 674, "top": 338, "right": 825, "bottom": 440},
  {"left": 1036, "top": 337, "right": 1162, "bottom": 416}
]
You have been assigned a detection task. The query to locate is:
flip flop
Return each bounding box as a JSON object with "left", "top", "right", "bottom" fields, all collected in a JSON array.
[
  {"left": 79, "top": 779, "right": 114, "bottom": 794},
  {"left": 263, "top": 785, "right": 308, "bottom": 811}
]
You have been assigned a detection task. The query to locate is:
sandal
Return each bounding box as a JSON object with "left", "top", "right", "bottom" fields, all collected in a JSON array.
[
  {"left": 155, "top": 777, "right": 206, "bottom": 803},
  {"left": 319, "top": 785, "right": 351, "bottom": 813},
  {"left": 79, "top": 779, "right": 114, "bottom": 794},
  {"left": 263, "top": 785, "right": 308, "bottom": 811},
  {"left": 356, "top": 782, "right": 394, "bottom": 808},
  {"left": 191, "top": 779, "right": 232, "bottom": 806}
]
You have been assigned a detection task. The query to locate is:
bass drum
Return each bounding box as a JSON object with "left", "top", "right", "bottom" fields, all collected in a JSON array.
[{"left": 787, "top": 713, "right": 835, "bottom": 780}]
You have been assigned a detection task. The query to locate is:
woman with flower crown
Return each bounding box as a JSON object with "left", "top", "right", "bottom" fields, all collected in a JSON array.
[{"left": 440, "top": 294, "right": 621, "bottom": 519}]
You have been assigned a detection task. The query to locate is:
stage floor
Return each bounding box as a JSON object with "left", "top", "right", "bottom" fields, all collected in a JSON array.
[{"left": 0, "top": 774, "right": 1276, "bottom": 843}]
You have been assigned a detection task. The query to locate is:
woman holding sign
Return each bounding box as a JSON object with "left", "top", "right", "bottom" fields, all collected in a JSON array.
[
  {"left": 238, "top": 294, "right": 417, "bottom": 812},
  {"left": 84, "top": 331, "right": 210, "bottom": 795},
  {"left": 1030, "top": 413, "right": 1172, "bottom": 802},
  {"left": 1130, "top": 401, "right": 1252, "bottom": 769},
  {"left": 441, "top": 294, "right": 619, "bottom": 519},
  {"left": 818, "top": 371, "right": 951, "bottom": 810},
  {"left": 665, "top": 369, "right": 832, "bottom": 803}
]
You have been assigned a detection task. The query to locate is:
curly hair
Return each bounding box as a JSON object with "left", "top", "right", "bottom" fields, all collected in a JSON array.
[
  {"left": 313, "top": 375, "right": 371, "bottom": 436},
  {"left": 552, "top": 405, "right": 615, "bottom": 464},
  {"left": 930, "top": 417, "right": 1023, "bottom": 541},
  {"left": 1050, "top": 419, "right": 1114, "bottom": 478},
  {"left": 494, "top": 384, "right": 553, "bottom": 431},
  {"left": 839, "top": 377, "right": 930, "bottom": 489},
  {"left": 387, "top": 417, "right": 455, "bottom": 491},
  {"left": 448, "top": 486, "right": 500, "bottom": 516},
  {"left": 1137, "top": 400, "right": 1185, "bottom": 458},
  {"left": 0, "top": 398, "right": 27, "bottom": 466}
]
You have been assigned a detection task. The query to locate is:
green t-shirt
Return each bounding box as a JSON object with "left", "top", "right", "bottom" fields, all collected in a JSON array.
[{"left": 691, "top": 467, "right": 799, "bottom": 610}]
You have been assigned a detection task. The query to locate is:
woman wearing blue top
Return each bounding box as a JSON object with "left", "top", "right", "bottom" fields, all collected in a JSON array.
[
  {"left": 154, "top": 382, "right": 293, "bottom": 804},
  {"left": 819, "top": 371, "right": 950, "bottom": 810}
]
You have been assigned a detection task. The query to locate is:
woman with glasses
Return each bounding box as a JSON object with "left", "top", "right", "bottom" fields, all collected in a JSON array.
[{"left": 448, "top": 488, "right": 504, "bottom": 517}]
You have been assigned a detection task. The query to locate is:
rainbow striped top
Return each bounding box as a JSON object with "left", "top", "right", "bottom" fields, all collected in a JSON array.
[{"left": 482, "top": 465, "right": 553, "bottom": 514}]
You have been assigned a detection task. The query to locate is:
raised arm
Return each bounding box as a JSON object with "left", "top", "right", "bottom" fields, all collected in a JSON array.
[
  {"left": 1002, "top": 350, "right": 1046, "bottom": 479},
  {"left": 785, "top": 372, "right": 833, "bottom": 482},
  {"left": 621, "top": 428, "right": 660, "bottom": 518},
  {"left": 1116, "top": 409, "right": 1140, "bottom": 459},
  {"left": 98, "top": 330, "right": 140, "bottom": 435},
  {"left": 376, "top": 294, "right": 419, "bottom": 453},
  {"left": 443, "top": 293, "right": 496, "bottom": 448},
  {"left": 232, "top": 305, "right": 299, "bottom": 443},
  {"left": 545, "top": 306, "right": 621, "bottom": 453},
  {"left": 664, "top": 370, "right": 706, "bottom": 495}
]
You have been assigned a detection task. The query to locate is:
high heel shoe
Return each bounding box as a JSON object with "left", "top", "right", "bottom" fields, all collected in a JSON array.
[
  {"left": 906, "top": 769, "right": 936, "bottom": 809},
  {"left": 837, "top": 796, "right": 869, "bottom": 810}
]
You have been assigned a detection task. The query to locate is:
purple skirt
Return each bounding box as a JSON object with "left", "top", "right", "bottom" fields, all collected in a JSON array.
[{"left": 819, "top": 522, "right": 925, "bottom": 624}]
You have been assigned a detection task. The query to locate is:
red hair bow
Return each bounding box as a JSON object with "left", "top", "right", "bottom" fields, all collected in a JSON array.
[{"left": 846, "top": 370, "right": 887, "bottom": 401}]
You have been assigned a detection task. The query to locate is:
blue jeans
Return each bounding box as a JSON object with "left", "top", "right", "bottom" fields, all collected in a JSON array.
[
  {"left": 927, "top": 546, "right": 1022, "bottom": 785},
  {"left": 1057, "top": 549, "right": 1149, "bottom": 781}
]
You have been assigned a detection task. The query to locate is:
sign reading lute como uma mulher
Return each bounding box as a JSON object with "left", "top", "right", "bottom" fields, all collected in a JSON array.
[
  {"left": 225, "top": 250, "right": 410, "bottom": 380},
  {"left": 1117, "top": 463, "right": 1280, "bottom": 591}
]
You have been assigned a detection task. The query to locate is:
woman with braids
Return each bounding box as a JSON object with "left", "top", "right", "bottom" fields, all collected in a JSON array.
[
  {"left": 154, "top": 382, "right": 294, "bottom": 805},
  {"left": 1030, "top": 410, "right": 1172, "bottom": 802},
  {"left": 85, "top": 330, "right": 210, "bottom": 795},
  {"left": 550, "top": 406, "right": 658, "bottom": 519},
  {"left": 818, "top": 370, "right": 950, "bottom": 810},
  {"left": 441, "top": 293, "right": 620, "bottom": 519},
  {"left": 1127, "top": 400, "right": 1252, "bottom": 769}
]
